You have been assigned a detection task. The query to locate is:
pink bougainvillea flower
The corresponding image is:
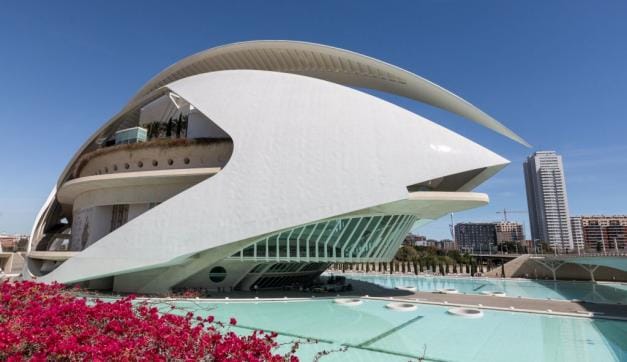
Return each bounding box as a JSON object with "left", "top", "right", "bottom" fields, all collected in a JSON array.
[{"left": 0, "top": 281, "right": 297, "bottom": 361}]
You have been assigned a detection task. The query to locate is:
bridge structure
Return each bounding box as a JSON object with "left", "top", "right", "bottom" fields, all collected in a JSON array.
[{"left": 477, "top": 252, "right": 627, "bottom": 281}]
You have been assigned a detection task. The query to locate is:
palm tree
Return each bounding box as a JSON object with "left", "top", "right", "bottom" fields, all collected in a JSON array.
[
  {"left": 411, "top": 255, "right": 421, "bottom": 275},
  {"left": 460, "top": 253, "right": 474, "bottom": 275},
  {"left": 441, "top": 256, "right": 454, "bottom": 275}
]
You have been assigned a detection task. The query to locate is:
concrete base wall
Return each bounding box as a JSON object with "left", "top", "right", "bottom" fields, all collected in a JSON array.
[{"left": 176, "top": 259, "right": 257, "bottom": 291}]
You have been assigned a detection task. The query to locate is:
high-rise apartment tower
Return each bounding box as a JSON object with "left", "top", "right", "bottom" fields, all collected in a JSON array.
[{"left": 523, "top": 151, "right": 573, "bottom": 251}]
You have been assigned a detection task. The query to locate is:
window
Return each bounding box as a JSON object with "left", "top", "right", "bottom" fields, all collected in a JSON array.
[
  {"left": 110, "top": 204, "right": 129, "bottom": 231},
  {"left": 250, "top": 263, "right": 266, "bottom": 273},
  {"left": 209, "top": 266, "right": 227, "bottom": 283}
]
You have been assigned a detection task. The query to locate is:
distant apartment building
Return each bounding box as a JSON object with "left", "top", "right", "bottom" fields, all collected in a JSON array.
[
  {"left": 569, "top": 217, "right": 585, "bottom": 251},
  {"left": 431, "top": 239, "right": 457, "bottom": 250},
  {"left": 495, "top": 221, "right": 525, "bottom": 244},
  {"left": 0, "top": 234, "right": 29, "bottom": 252},
  {"left": 403, "top": 234, "right": 427, "bottom": 247},
  {"left": 455, "top": 222, "right": 524, "bottom": 252},
  {"left": 523, "top": 151, "right": 573, "bottom": 251},
  {"left": 454, "top": 223, "right": 496, "bottom": 252},
  {"left": 570, "top": 216, "right": 627, "bottom": 251}
]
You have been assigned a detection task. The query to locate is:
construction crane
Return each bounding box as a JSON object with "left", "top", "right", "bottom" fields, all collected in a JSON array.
[{"left": 496, "top": 209, "right": 527, "bottom": 222}]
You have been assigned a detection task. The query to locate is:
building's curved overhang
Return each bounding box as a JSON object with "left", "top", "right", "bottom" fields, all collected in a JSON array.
[
  {"left": 57, "top": 168, "right": 221, "bottom": 205},
  {"left": 130, "top": 40, "right": 529, "bottom": 147},
  {"left": 348, "top": 191, "right": 489, "bottom": 219},
  {"left": 52, "top": 40, "right": 527, "bottom": 191}
]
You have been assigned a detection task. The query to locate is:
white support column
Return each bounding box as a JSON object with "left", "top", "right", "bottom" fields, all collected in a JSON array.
[
  {"left": 356, "top": 217, "right": 385, "bottom": 260},
  {"left": 377, "top": 216, "right": 407, "bottom": 261},
  {"left": 370, "top": 215, "right": 400, "bottom": 261},
  {"left": 295, "top": 227, "right": 306, "bottom": 262},
  {"left": 264, "top": 238, "right": 269, "bottom": 262},
  {"left": 577, "top": 263, "right": 601, "bottom": 282},
  {"left": 323, "top": 221, "right": 340, "bottom": 260},
  {"left": 347, "top": 217, "right": 376, "bottom": 261},
  {"left": 313, "top": 221, "right": 331, "bottom": 261},
  {"left": 532, "top": 258, "right": 566, "bottom": 281},
  {"left": 331, "top": 218, "right": 354, "bottom": 261},
  {"left": 285, "top": 229, "right": 295, "bottom": 261},
  {"left": 340, "top": 217, "right": 365, "bottom": 260},
  {"left": 301, "top": 225, "right": 317, "bottom": 262}
]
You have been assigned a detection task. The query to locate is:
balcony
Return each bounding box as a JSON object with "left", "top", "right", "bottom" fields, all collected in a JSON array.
[{"left": 70, "top": 138, "right": 232, "bottom": 180}]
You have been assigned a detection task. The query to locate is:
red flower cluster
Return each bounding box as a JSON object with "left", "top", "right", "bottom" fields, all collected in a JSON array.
[{"left": 0, "top": 281, "right": 298, "bottom": 361}]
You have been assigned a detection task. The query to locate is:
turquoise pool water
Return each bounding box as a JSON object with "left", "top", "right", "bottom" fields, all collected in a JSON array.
[
  {"left": 164, "top": 299, "right": 627, "bottom": 361},
  {"left": 344, "top": 274, "right": 627, "bottom": 304}
]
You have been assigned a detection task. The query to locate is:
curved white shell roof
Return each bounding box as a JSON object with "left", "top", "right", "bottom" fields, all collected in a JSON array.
[
  {"left": 131, "top": 40, "right": 529, "bottom": 146},
  {"left": 27, "top": 41, "right": 524, "bottom": 291},
  {"left": 36, "top": 70, "right": 508, "bottom": 286}
]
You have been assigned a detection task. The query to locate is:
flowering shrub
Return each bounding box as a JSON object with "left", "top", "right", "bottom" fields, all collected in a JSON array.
[
  {"left": 0, "top": 281, "right": 297, "bottom": 361},
  {"left": 171, "top": 288, "right": 204, "bottom": 299}
]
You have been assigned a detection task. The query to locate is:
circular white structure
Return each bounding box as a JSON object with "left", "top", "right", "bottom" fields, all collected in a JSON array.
[
  {"left": 480, "top": 291, "right": 507, "bottom": 297},
  {"left": 386, "top": 302, "right": 417, "bottom": 311},
  {"left": 395, "top": 286, "right": 417, "bottom": 292},
  {"left": 438, "top": 288, "right": 460, "bottom": 294},
  {"left": 334, "top": 298, "right": 363, "bottom": 306},
  {"left": 447, "top": 307, "right": 484, "bottom": 318}
]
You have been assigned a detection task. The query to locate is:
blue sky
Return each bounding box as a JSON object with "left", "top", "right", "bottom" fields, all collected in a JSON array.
[{"left": 1, "top": 1, "right": 626, "bottom": 239}]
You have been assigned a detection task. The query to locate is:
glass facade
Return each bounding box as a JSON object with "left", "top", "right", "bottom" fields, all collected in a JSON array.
[
  {"left": 114, "top": 127, "right": 148, "bottom": 145},
  {"left": 110, "top": 204, "right": 129, "bottom": 232},
  {"left": 229, "top": 214, "right": 417, "bottom": 262}
]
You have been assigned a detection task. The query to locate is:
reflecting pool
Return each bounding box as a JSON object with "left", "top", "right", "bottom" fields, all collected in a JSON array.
[
  {"left": 162, "top": 299, "right": 627, "bottom": 361},
  {"left": 344, "top": 273, "right": 627, "bottom": 304}
]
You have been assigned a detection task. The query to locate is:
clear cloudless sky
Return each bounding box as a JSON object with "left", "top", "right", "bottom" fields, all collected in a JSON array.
[{"left": 1, "top": 1, "right": 626, "bottom": 239}]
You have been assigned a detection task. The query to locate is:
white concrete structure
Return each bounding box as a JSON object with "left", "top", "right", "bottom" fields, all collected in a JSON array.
[
  {"left": 25, "top": 41, "right": 525, "bottom": 293},
  {"left": 523, "top": 151, "right": 573, "bottom": 251}
]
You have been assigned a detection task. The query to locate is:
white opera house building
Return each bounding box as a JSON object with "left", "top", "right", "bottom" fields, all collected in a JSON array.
[{"left": 25, "top": 41, "right": 526, "bottom": 293}]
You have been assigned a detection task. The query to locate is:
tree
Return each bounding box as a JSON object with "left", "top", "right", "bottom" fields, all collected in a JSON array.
[
  {"left": 441, "top": 256, "right": 454, "bottom": 274},
  {"left": 411, "top": 255, "right": 421, "bottom": 275},
  {"left": 175, "top": 113, "right": 188, "bottom": 138},
  {"left": 165, "top": 118, "right": 173, "bottom": 137},
  {"left": 446, "top": 250, "right": 462, "bottom": 263},
  {"left": 395, "top": 245, "right": 418, "bottom": 262}
]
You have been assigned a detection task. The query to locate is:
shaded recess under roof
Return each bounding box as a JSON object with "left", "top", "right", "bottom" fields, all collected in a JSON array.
[{"left": 407, "top": 168, "right": 487, "bottom": 192}]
